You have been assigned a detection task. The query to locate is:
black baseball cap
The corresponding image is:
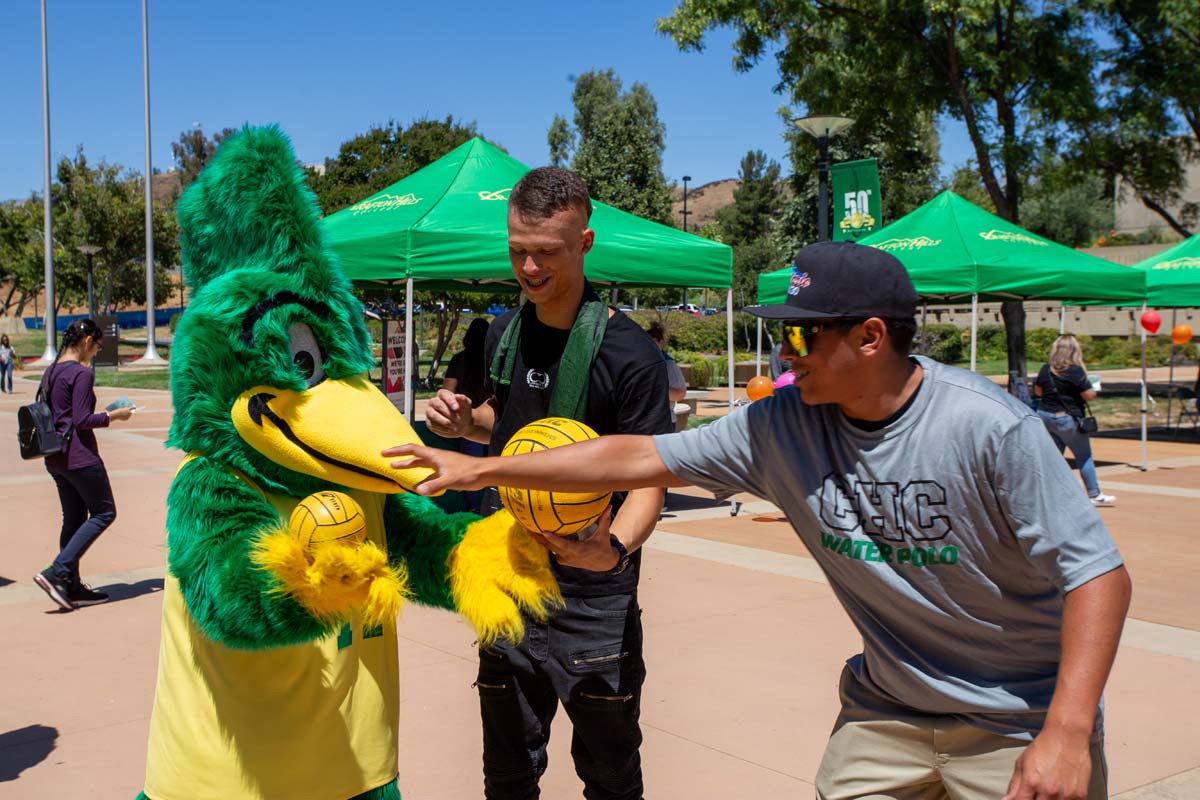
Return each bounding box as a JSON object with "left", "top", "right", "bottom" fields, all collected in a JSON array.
[{"left": 748, "top": 241, "right": 917, "bottom": 321}]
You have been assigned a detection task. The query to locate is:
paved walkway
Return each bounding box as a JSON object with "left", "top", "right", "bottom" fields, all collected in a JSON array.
[{"left": 1, "top": 376, "right": 1199, "bottom": 798}]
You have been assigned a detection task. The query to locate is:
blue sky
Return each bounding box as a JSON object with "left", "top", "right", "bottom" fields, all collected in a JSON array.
[{"left": 0, "top": 0, "right": 974, "bottom": 203}]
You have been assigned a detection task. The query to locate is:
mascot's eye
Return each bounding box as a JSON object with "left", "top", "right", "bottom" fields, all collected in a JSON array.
[{"left": 287, "top": 322, "right": 326, "bottom": 388}]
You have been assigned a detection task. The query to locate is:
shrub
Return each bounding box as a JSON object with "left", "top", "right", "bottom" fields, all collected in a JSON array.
[
  {"left": 1025, "top": 328, "right": 1061, "bottom": 364},
  {"left": 674, "top": 351, "right": 714, "bottom": 388},
  {"left": 912, "top": 324, "right": 963, "bottom": 363}
]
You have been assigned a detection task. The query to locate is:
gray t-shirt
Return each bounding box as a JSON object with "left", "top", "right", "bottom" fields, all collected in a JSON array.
[{"left": 655, "top": 356, "right": 1123, "bottom": 739}]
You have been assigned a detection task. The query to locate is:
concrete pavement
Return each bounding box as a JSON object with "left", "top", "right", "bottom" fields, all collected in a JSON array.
[{"left": 1, "top": 376, "right": 1199, "bottom": 798}]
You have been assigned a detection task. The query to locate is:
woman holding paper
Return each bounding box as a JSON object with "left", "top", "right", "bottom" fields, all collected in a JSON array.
[{"left": 31, "top": 319, "right": 133, "bottom": 611}]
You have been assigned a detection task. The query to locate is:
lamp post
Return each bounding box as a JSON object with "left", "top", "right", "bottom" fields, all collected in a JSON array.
[
  {"left": 680, "top": 175, "right": 692, "bottom": 309},
  {"left": 77, "top": 244, "right": 100, "bottom": 319},
  {"left": 792, "top": 115, "right": 855, "bottom": 242}
]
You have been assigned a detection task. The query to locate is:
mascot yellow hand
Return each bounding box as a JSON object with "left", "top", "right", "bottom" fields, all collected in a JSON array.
[
  {"left": 254, "top": 491, "right": 409, "bottom": 631},
  {"left": 448, "top": 508, "right": 563, "bottom": 647}
]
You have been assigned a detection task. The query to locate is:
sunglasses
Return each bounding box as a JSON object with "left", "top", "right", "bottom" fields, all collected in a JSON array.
[{"left": 779, "top": 319, "right": 864, "bottom": 357}]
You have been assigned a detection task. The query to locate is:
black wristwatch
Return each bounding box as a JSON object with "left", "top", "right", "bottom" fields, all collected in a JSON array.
[{"left": 606, "top": 535, "right": 631, "bottom": 575}]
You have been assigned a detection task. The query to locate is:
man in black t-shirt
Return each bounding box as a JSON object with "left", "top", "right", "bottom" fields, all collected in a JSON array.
[{"left": 424, "top": 166, "right": 671, "bottom": 800}]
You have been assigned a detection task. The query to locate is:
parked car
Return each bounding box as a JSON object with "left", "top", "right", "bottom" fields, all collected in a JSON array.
[
  {"left": 676, "top": 303, "right": 703, "bottom": 315},
  {"left": 616, "top": 305, "right": 635, "bottom": 312},
  {"left": 702, "top": 307, "right": 719, "bottom": 316}
]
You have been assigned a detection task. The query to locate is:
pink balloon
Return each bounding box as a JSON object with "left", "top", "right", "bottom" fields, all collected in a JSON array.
[
  {"left": 1140, "top": 310, "right": 1162, "bottom": 334},
  {"left": 774, "top": 371, "right": 796, "bottom": 389}
]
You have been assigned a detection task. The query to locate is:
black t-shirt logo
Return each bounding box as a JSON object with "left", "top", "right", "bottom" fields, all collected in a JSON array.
[{"left": 525, "top": 369, "right": 550, "bottom": 390}]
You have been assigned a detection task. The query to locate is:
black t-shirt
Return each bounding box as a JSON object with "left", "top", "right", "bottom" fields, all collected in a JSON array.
[
  {"left": 482, "top": 302, "right": 673, "bottom": 596},
  {"left": 1036, "top": 363, "right": 1091, "bottom": 417},
  {"left": 443, "top": 351, "right": 489, "bottom": 407}
]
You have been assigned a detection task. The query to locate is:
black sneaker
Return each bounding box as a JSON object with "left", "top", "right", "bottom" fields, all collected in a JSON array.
[
  {"left": 33, "top": 569, "right": 75, "bottom": 611},
  {"left": 68, "top": 584, "right": 110, "bottom": 606}
]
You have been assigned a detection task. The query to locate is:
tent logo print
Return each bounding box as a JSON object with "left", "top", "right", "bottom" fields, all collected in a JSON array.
[
  {"left": 478, "top": 188, "right": 511, "bottom": 201},
  {"left": 349, "top": 193, "right": 422, "bottom": 214},
  {"left": 1153, "top": 257, "right": 1200, "bottom": 271},
  {"left": 874, "top": 236, "right": 941, "bottom": 251},
  {"left": 979, "top": 229, "right": 1046, "bottom": 246}
]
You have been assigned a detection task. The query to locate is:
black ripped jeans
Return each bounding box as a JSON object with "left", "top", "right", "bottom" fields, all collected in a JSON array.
[{"left": 476, "top": 591, "right": 646, "bottom": 800}]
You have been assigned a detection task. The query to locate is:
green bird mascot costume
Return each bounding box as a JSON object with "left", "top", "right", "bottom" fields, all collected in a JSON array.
[{"left": 139, "top": 126, "right": 560, "bottom": 800}]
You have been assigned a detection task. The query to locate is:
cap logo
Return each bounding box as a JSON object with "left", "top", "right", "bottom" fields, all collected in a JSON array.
[{"left": 788, "top": 268, "right": 811, "bottom": 295}]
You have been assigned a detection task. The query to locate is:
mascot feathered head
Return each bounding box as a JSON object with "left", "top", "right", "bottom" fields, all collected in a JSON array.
[{"left": 168, "top": 125, "right": 429, "bottom": 498}]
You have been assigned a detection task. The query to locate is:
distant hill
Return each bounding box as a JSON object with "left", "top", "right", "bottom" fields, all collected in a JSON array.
[{"left": 669, "top": 179, "right": 738, "bottom": 230}]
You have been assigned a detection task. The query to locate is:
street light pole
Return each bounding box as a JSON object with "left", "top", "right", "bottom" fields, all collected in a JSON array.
[
  {"left": 37, "top": 0, "right": 57, "bottom": 365},
  {"left": 680, "top": 175, "right": 692, "bottom": 309},
  {"left": 77, "top": 244, "right": 100, "bottom": 319},
  {"left": 140, "top": 0, "right": 165, "bottom": 362},
  {"left": 792, "top": 116, "right": 855, "bottom": 242}
]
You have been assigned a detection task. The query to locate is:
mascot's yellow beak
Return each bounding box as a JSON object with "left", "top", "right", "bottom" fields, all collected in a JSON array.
[{"left": 231, "top": 372, "right": 440, "bottom": 495}]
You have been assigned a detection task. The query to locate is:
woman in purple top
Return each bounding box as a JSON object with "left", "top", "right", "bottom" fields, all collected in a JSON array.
[{"left": 32, "top": 319, "right": 133, "bottom": 611}]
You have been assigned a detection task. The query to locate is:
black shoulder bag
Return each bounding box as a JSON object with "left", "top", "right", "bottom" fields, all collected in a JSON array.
[
  {"left": 16, "top": 364, "right": 74, "bottom": 459},
  {"left": 1044, "top": 368, "right": 1098, "bottom": 434}
]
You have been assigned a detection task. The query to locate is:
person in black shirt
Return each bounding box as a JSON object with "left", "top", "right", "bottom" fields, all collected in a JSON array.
[
  {"left": 422, "top": 167, "right": 671, "bottom": 800},
  {"left": 1034, "top": 334, "right": 1115, "bottom": 507},
  {"left": 442, "top": 317, "right": 491, "bottom": 512}
]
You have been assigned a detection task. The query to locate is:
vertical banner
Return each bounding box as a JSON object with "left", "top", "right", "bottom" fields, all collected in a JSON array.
[
  {"left": 383, "top": 318, "right": 407, "bottom": 412},
  {"left": 831, "top": 158, "right": 882, "bottom": 242}
]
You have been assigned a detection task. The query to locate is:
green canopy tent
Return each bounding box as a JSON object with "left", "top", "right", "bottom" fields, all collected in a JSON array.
[
  {"left": 755, "top": 191, "right": 1145, "bottom": 370},
  {"left": 1129, "top": 235, "right": 1200, "bottom": 464},
  {"left": 322, "top": 137, "right": 735, "bottom": 412}
]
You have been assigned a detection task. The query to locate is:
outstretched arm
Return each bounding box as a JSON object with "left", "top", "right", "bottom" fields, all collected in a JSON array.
[
  {"left": 382, "top": 493, "right": 476, "bottom": 610},
  {"left": 1004, "top": 566, "right": 1132, "bottom": 800},
  {"left": 383, "top": 434, "right": 688, "bottom": 496}
]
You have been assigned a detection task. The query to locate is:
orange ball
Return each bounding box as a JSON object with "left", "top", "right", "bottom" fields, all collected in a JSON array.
[
  {"left": 746, "top": 375, "right": 774, "bottom": 402},
  {"left": 1171, "top": 324, "right": 1193, "bottom": 346}
]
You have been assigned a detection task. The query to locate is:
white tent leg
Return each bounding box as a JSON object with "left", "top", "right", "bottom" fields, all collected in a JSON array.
[
  {"left": 405, "top": 278, "right": 414, "bottom": 424},
  {"left": 970, "top": 294, "right": 978, "bottom": 372},
  {"left": 1140, "top": 303, "right": 1148, "bottom": 471},
  {"left": 756, "top": 318, "right": 763, "bottom": 376},
  {"left": 1059, "top": 306, "right": 1066, "bottom": 334},
  {"left": 727, "top": 289, "right": 735, "bottom": 407},
  {"left": 1167, "top": 309, "right": 1178, "bottom": 428}
]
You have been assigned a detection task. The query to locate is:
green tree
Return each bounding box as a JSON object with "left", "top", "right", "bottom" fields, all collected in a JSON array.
[
  {"left": 548, "top": 70, "right": 674, "bottom": 225},
  {"left": 658, "top": 0, "right": 1097, "bottom": 377},
  {"left": 51, "top": 147, "right": 178, "bottom": 312},
  {"left": 717, "top": 150, "right": 783, "bottom": 246},
  {"left": 0, "top": 198, "right": 45, "bottom": 317},
  {"left": 308, "top": 117, "right": 483, "bottom": 215},
  {"left": 1063, "top": 0, "right": 1198, "bottom": 237},
  {"left": 172, "top": 127, "right": 237, "bottom": 189},
  {"left": 1020, "top": 165, "right": 1113, "bottom": 248}
]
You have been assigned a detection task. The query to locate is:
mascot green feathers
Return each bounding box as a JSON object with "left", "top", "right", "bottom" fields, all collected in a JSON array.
[{"left": 140, "top": 126, "right": 560, "bottom": 800}]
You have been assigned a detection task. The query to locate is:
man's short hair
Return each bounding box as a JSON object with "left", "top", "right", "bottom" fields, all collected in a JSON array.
[
  {"left": 886, "top": 318, "right": 918, "bottom": 355},
  {"left": 510, "top": 167, "right": 593, "bottom": 223},
  {"left": 646, "top": 322, "right": 666, "bottom": 343}
]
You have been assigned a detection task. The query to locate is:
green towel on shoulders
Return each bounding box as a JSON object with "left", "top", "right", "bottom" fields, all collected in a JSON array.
[{"left": 489, "top": 285, "right": 608, "bottom": 422}]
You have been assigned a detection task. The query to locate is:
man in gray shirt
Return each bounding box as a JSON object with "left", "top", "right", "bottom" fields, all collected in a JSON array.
[{"left": 386, "top": 242, "right": 1132, "bottom": 800}]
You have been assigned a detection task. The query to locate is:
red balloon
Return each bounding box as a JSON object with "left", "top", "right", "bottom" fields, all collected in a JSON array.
[
  {"left": 1171, "top": 324, "right": 1193, "bottom": 346},
  {"left": 746, "top": 375, "right": 774, "bottom": 401},
  {"left": 1140, "top": 310, "right": 1162, "bottom": 334}
]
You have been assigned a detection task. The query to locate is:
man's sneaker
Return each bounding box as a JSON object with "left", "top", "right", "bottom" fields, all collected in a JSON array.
[
  {"left": 33, "top": 569, "right": 75, "bottom": 611},
  {"left": 68, "top": 584, "right": 110, "bottom": 606},
  {"left": 1090, "top": 493, "right": 1117, "bottom": 507}
]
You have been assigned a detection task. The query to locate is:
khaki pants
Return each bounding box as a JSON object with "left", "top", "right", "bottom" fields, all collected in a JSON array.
[{"left": 815, "top": 671, "right": 1108, "bottom": 800}]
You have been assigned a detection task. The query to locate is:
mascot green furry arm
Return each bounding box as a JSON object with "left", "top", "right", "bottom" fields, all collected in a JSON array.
[{"left": 139, "top": 126, "right": 561, "bottom": 800}]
